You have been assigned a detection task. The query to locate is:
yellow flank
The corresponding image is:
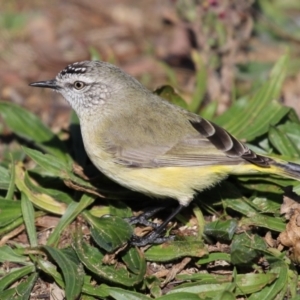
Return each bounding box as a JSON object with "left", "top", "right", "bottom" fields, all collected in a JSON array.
[
  {"left": 120, "top": 166, "right": 230, "bottom": 205},
  {"left": 102, "top": 164, "right": 264, "bottom": 206},
  {"left": 102, "top": 162, "right": 293, "bottom": 206}
]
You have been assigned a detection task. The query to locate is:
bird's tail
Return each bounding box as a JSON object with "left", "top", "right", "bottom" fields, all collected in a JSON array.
[
  {"left": 270, "top": 160, "right": 300, "bottom": 181},
  {"left": 234, "top": 156, "right": 300, "bottom": 182}
]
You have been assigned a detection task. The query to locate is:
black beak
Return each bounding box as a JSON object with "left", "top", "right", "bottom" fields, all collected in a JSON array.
[{"left": 29, "top": 80, "right": 58, "bottom": 89}]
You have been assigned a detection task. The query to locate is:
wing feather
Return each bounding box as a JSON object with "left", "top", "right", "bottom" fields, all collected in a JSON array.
[{"left": 101, "top": 97, "right": 272, "bottom": 169}]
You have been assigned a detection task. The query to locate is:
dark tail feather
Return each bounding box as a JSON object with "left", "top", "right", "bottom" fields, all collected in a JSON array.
[{"left": 271, "top": 161, "right": 300, "bottom": 181}]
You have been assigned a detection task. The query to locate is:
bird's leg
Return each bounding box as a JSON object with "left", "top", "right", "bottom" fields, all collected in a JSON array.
[{"left": 130, "top": 204, "right": 184, "bottom": 247}]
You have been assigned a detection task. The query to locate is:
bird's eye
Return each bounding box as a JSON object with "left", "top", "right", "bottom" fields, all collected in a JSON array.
[{"left": 73, "top": 81, "right": 85, "bottom": 90}]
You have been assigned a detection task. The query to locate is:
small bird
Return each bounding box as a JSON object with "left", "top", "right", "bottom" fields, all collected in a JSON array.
[{"left": 30, "top": 60, "right": 300, "bottom": 246}]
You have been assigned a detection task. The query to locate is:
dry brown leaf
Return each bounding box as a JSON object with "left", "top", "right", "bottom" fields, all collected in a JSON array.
[
  {"left": 280, "top": 195, "right": 300, "bottom": 220},
  {"left": 278, "top": 208, "right": 300, "bottom": 263}
]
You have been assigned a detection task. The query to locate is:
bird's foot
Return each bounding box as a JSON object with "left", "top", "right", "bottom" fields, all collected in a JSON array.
[
  {"left": 130, "top": 231, "right": 175, "bottom": 247},
  {"left": 125, "top": 204, "right": 184, "bottom": 246},
  {"left": 124, "top": 205, "right": 169, "bottom": 228}
]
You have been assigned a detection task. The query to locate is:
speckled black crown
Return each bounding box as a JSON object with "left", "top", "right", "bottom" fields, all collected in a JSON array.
[{"left": 58, "top": 62, "right": 88, "bottom": 78}]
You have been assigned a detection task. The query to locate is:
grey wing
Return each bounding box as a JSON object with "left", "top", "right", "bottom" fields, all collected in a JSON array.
[
  {"left": 111, "top": 134, "right": 235, "bottom": 168},
  {"left": 104, "top": 111, "right": 271, "bottom": 169}
]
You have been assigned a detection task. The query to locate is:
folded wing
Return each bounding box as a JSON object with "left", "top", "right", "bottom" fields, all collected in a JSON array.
[{"left": 103, "top": 110, "right": 272, "bottom": 169}]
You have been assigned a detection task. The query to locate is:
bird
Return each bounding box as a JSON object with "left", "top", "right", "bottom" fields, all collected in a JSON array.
[{"left": 30, "top": 60, "right": 300, "bottom": 246}]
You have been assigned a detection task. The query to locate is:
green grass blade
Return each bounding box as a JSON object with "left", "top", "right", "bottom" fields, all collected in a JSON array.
[
  {"left": 0, "top": 101, "right": 70, "bottom": 163},
  {"left": 214, "top": 55, "right": 289, "bottom": 141},
  {"left": 47, "top": 194, "right": 96, "bottom": 246},
  {"left": 21, "top": 193, "right": 37, "bottom": 247},
  {"left": 44, "top": 246, "right": 84, "bottom": 300}
]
